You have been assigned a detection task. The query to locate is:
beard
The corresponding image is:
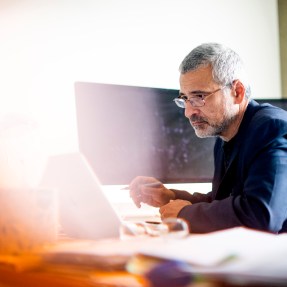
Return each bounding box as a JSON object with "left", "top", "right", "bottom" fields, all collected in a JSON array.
[{"left": 189, "top": 112, "right": 239, "bottom": 138}]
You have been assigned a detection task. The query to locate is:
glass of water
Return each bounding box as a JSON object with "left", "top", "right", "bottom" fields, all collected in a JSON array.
[{"left": 119, "top": 218, "right": 189, "bottom": 240}]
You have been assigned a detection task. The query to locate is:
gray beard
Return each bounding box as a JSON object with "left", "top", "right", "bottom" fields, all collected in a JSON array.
[{"left": 189, "top": 113, "right": 239, "bottom": 138}]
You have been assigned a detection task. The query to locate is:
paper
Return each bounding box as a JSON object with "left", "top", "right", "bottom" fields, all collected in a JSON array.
[
  {"left": 139, "top": 227, "right": 279, "bottom": 266},
  {"left": 39, "top": 227, "right": 287, "bottom": 283},
  {"left": 139, "top": 227, "right": 287, "bottom": 283}
]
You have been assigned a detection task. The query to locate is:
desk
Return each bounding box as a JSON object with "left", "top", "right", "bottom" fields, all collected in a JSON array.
[
  {"left": 1, "top": 206, "right": 287, "bottom": 287},
  {"left": 1, "top": 265, "right": 280, "bottom": 287},
  {"left": 0, "top": 264, "right": 222, "bottom": 287},
  {"left": 0, "top": 267, "right": 142, "bottom": 287},
  {"left": 0, "top": 236, "right": 231, "bottom": 287}
]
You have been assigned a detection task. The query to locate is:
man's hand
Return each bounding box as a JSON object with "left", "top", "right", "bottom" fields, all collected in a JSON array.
[
  {"left": 159, "top": 199, "right": 191, "bottom": 219},
  {"left": 128, "top": 176, "right": 175, "bottom": 208}
]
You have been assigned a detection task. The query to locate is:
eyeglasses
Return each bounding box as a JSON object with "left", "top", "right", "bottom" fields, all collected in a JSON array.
[{"left": 173, "top": 86, "right": 228, "bottom": 108}]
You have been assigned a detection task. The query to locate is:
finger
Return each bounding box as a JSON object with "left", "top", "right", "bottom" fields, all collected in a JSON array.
[
  {"left": 129, "top": 179, "right": 154, "bottom": 199},
  {"left": 128, "top": 176, "right": 161, "bottom": 207},
  {"left": 129, "top": 182, "right": 141, "bottom": 199},
  {"left": 142, "top": 196, "right": 163, "bottom": 207},
  {"left": 140, "top": 187, "right": 164, "bottom": 207},
  {"left": 159, "top": 205, "right": 167, "bottom": 216},
  {"left": 129, "top": 186, "right": 142, "bottom": 208},
  {"left": 133, "top": 196, "right": 142, "bottom": 208},
  {"left": 160, "top": 208, "right": 168, "bottom": 220},
  {"left": 141, "top": 186, "right": 168, "bottom": 207}
]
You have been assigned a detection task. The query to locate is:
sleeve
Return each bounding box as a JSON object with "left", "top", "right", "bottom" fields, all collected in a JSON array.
[{"left": 171, "top": 189, "right": 212, "bottom": 203}]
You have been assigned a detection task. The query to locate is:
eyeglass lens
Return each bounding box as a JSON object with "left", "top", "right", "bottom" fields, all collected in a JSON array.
[{"left": 173, "top": 97, "right": 204, "bottom": 108}]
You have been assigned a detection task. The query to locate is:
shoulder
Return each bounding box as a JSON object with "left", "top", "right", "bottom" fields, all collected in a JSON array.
[
  {"left": 214, "top": 100, "right": 287, "bottom": 152},
  {"left": 236, "top": 100, "right": 287, "bottom": 154},
  {"left": 246, "top": 100, "right": 287, "bottom": 133},
  {"left": 249, "top": 99, "right": 287, "bottom": 120}
]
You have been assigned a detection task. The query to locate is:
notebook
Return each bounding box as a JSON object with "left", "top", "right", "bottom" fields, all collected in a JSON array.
[{"left": 39, "top": 152, "right": 122, "bottom": 240}]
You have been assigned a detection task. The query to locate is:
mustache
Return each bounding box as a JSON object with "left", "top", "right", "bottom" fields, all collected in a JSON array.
[{"left": 189, "top": 115, "right": 208, "bottom": 123}]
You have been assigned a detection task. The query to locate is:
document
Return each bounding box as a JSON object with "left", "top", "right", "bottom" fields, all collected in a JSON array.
[{"left": 138, "top": 227, "right": 287, "bottom": 284}]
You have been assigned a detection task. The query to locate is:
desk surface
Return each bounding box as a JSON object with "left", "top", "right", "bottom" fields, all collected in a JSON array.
[
  {"left": 2, "top": 266, "right": 281, "bottom": 287},
  {"left": 0, "top": 265, "right": 223, "bottom": 287},
  {"left": 1, "top": 184, "right": 286, "bottom": 287}
]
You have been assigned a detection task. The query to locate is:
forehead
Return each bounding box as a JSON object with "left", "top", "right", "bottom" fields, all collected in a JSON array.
[{"left": 179, "top": 65, "right": 215, "bottom": 91}]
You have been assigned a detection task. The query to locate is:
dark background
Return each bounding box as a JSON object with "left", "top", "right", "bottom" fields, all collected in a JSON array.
[{"left": 75, "top": 82, "right": 287, "bottom": 185}]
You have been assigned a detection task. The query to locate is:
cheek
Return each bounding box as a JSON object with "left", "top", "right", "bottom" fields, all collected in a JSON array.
[
  {"left": 222, "top": 98, "right": 238, "bottom": 118},
  {"left": 203, "top": 106, "right": 224, "bottom": 122},
  {"left": 184, "top": 105, "right": 202, "bottom": 118},
  {"left": 206, "top": 97, "right": 230, "bottom": 122}
]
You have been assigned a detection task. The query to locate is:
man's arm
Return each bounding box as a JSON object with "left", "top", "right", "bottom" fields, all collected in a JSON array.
[{"left": 171, "top": 189, "right": 213, "bottom": 203}]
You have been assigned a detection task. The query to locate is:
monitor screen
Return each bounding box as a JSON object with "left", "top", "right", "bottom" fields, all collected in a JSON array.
[
  {"left": 256, "top": 99, "right": 287, "bottom": 110},
  {"left": 75, "top": 82, "right": 215, "bottom": 185},
  {"left": 75, "top": 82, "right": 287, "bottom": 185}
]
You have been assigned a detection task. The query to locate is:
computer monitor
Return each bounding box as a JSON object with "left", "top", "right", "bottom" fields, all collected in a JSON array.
[
  {"left": 75, "top": 82, "right": 287, "bottom": 185},
  {"left": 256, "top": 99, "right": 287, "bottom": 111},
  {"left": 75, "top": 82, "right": 215, "bottom": 185}
]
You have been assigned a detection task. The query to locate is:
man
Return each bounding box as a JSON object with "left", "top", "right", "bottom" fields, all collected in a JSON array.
[{"left": 129, "top": 43, "right": 287, "bottom": 234}]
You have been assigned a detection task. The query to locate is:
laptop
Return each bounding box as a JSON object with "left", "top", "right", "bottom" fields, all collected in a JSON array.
[{"left": 39, "top": 152, "right": 122, "bottom": 240}]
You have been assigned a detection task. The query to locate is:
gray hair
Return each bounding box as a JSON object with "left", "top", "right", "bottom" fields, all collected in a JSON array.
[{"left": 179, "top": 43, "right": 251, "bottom": 98}]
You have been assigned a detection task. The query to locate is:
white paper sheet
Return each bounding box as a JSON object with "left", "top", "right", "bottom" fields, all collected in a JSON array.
[{"left": 41, "top": 227, "right": 287, "bottom": 283}]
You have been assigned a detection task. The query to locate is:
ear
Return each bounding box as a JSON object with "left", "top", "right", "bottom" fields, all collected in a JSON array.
[{"left": 232, "top": 80, "right": 245, "bottom": 104}]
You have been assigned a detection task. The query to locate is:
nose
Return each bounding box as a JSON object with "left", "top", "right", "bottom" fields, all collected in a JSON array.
[{"left": 184, "top": 102, "right": 200, "bottom": 119}]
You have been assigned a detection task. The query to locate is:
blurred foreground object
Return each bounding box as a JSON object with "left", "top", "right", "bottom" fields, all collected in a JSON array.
[
  {"left": 0, "top": 114, "right": 48, "bottom": 188},
  {"left": 0, "top": 187, "right": 58, "bottom": 255},
  {"left": 0, "top": 114, "right": 58, "bottom": 255}
]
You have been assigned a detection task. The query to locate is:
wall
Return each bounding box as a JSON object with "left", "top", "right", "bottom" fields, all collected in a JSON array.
[{"left": 0, "top": 0, "right": 280, "bottom": 154}]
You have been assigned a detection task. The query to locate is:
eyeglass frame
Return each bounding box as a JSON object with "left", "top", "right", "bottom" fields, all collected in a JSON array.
[{"left": 173, "top": 85, "right": 229, "bottom": 108}]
